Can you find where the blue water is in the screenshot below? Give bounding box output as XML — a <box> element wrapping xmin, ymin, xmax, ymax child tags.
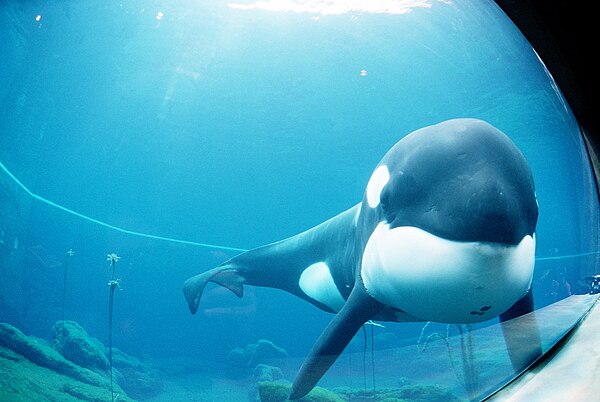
<box><xmin>1</xmin><ymin>0</ymin><xmax>599</xmax><ymax>400</ymax></box>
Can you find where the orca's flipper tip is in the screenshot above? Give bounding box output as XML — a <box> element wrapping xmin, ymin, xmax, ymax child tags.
<box><xmin>288</xmin><ymin>386</ymin><xmax>307</xmax><ymax>401</ymax></box>
<box><xmin>500</xmin><ymin>288</ymin><xmax>542</xmax><ymax>370</ymax></box>
<box><xmin>289</xmin><ymin>283</ymin><xmax>383</xmax><ymax>399</ymax></box>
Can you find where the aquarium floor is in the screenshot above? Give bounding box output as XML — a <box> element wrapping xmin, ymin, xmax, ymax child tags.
<box><xmin>488</xmin><ymin>294</ymin><xmax>600</xmax><ymax>401</ymax></box>
<box><xmin>144</xmin><ymin>374</ymin><xmax>252</xmax><ymax>402</ymax></box>
<box><xmin>3</xmin><ymin>295</ymin><xmax>598</xmax><ymax>401</ymax></box>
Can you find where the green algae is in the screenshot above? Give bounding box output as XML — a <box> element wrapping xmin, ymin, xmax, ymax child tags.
<box><xmin>0</xmin><ymin>345</ymin><xmax>132</xmax><ymax>402</ymax></box>
<box><xmin>0</xmin><ymin>323</ymin><xmax>133</xmax><ymax>401</ymax></box>
<box><xmin>51</xmin><ymin>320</ymin><xmax>109</xmax><ymax>372</ymax></box>
<box><xmin>257</xmin><ymin>381</ymin><xmax>344</xmax><ymax>402</ymax></box>
<box><xmin>256</xmin><ymin>380</ymin><xmax>466</xmax><ymax>402</ymax></box>
<box><xmin>332</xmin><ymin>384</ymin><xmax>465</xmax><ymax>402</ymax></box>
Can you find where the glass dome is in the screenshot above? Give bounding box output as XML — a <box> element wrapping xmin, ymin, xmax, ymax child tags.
<box><xmin>1</xmin><ymin>0</ymin><xmax>598</xmax><ymax>401</ymax></box>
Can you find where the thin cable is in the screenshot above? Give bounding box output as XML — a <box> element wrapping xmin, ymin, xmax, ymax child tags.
<box><xmin>0</xmin><ymin>159</ymin><xmax>248</xmax><ymax>252</ymax></box>
<box><xmin>361</xmin><ymin>326</ymin><xmax>367</xmax><ymax>392</ymax></box>
<box><xmin>370</xmin><ymin>324</ymin><xmax>375</xmax><ymax>393</ymax></box>
<box><xmin>2</xmin><ymin>159</ymin><xmax>599</xmax><ymax>259</ymax></box>
<box><xmin>536</xmin><ymin>250</ymin><xmax>600</xmax><ymax>261</ymax></box>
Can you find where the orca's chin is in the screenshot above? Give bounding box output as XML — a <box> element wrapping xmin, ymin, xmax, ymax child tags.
<box><xmin>360</xmin><ymin>224</ymin><xmax>535</xmax><ymax>324</ymax></box>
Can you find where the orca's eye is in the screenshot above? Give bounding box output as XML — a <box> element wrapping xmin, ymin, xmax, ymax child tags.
<box><xmin>379</xmin><ymin>187</ymin><xmax>397</xmax><ymax>224</ymax></box>
<box><xmin>380</xmin><ymin>187</ymin><xmax>390</xmax><ymax>208</ymax></box>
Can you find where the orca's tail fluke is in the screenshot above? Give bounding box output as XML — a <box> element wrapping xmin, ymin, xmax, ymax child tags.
<box><xmin>183</xmin><ymin>265</ymin><xmax>245</xmax><ymax>314</ymax></box>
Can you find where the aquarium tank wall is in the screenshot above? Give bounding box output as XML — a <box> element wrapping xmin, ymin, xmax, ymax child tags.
<box><xmin>1</xmin><ymin>1</ymin><xmax>599</xmax><ymax>401</ymax></box>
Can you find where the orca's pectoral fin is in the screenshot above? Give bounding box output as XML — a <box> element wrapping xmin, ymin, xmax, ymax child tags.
<box><xmin>289</xmin><ymin>283</ymin><xmax>383</xmax><ymax>400</ymax></box>
<box><xmin>183</xmin><ymin>266</ymin><xmax>245</xmax><ymax>315</ymax></box>
<box><xmin>499</xmin><ymin>287</ymin><xmax>535</xmax><ymax>322</ymax></box>
<box><xmin>499</xmin><ymin>288</ymin><xmax>542</xmax><ymax>371</ymax></box>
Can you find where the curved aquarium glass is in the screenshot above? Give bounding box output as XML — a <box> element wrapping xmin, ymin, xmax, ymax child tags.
<box><xmin>1</xmin><ymin>1</ymin><xmax>599</xmax><ymax>401</ymax></box>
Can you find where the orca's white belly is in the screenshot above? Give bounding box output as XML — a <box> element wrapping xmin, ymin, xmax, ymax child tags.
<box><xmin>361</xmin><ymin>224</ymin><xmax>535</xmax><ymax>323</ymax></box>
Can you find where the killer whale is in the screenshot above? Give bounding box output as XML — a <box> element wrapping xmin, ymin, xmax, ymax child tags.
<box><xmin>183</xmin><ymin>118</ymin><xmax>538</xmax><ymax>399</ymax></box>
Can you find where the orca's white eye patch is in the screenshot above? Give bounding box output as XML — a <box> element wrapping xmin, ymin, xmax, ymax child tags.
<box><xmin>366</xmin><ymin>165</ymin><xmax>390</xmax><ymax>208</ymax></box>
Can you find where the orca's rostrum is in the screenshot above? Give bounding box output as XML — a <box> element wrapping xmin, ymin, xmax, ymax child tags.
<box><xmin>183</xmin><ymin>118</ymin><xmax>538</xmax><ymax>399</ymax></box>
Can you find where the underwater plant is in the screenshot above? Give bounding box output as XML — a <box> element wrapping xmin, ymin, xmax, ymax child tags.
<box><xmin>418</xmin><ymin>322</ymin><xmax>479</xmax><ymax>399</ymax></box>
<box><xmin>61</xmin><ymin>249</ymin><xmax>75</xmax><ymax>322</ymax></box>
<box><xmin>106</xmin><ymin>252</ymin><xmax>122</xmax><ymax>402</ymax></box>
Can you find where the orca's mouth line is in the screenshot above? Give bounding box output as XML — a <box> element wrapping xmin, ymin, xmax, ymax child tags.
<box><xmin>0</xmin><ymin>159</ymin><xmax>598</xmax><ymax>259</ymax></box>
